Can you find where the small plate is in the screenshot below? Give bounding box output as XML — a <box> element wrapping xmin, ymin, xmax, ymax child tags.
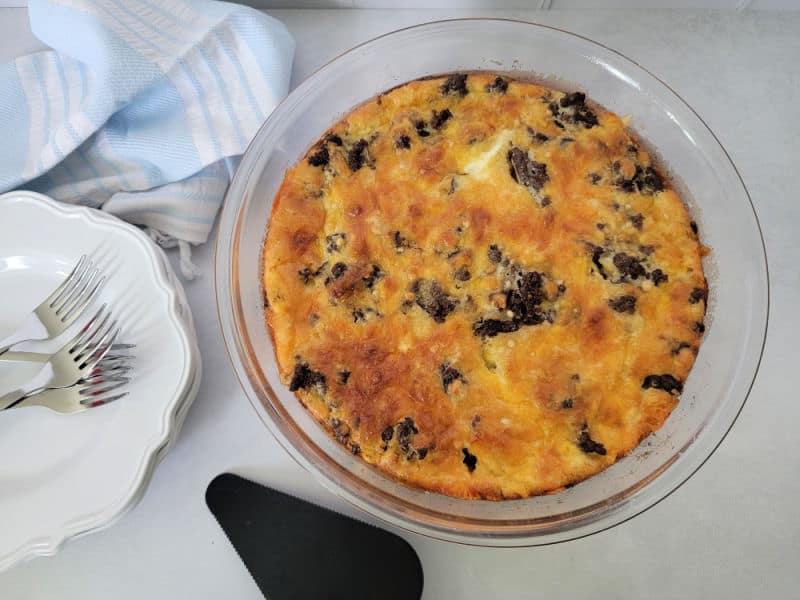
<box><xmin>0</xmin><ymin>191</ymin><xmax>200</xmax><ymax>572</ymax></box>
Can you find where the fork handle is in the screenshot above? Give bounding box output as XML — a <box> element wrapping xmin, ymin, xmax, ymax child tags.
<box><xmin>0</xmin><ymin>363</ymin><xmax>50</xmax><ymax>410</ymax></box>
<box><xmin>0</xmin><ymin>388</ymin><xmax>38</xmax><ymax>411</ymax></box>
<box><xmin>0</xmin><ymin>312</ymin><xmax>46</xmax><ymax>356</ymax></box>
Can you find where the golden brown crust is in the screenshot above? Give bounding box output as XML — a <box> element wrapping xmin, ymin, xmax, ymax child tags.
<box><xmin>262</xmin><ymin>73</ymin><xmax>707</xmax><ymax>500</ymax></box>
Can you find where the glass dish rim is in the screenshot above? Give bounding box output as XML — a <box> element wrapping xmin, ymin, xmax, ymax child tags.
<box><xmin>215</xmin><ymin>17</ymin><xmax>770</xmax><ymax>546</ymax></box>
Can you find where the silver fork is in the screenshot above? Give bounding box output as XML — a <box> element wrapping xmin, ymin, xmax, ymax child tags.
<box><xmin>0</xmin><ymin>305</ymin><xmax>120</xmax><ymax>410</ymax></box>
<box><xmin>0</xmin><ymin>255</ymin><xmax>106</xmax><ymax>356</ymax></box>
<box><xmin>11</xmin><ymin>361</ymin><xmax>132</xmax><ymax>413</ymax></box>
<box><xmin>0</xmin><ymin>344</ymin><xmax>135</xmax><ymax>364</ymax></box>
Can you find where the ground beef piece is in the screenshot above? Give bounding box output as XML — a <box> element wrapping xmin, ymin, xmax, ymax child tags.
<box><xmin>441</xmin><ymin>73</ymin><xmax>468</xmax><ymax>96</ymax></box>
<box><xmin>577</xmin><ymin>425</ymin><xmax>607</xmax><ymax>455</ymax></box>
<box><xmin>395</xmin><ymin>135</ymin><xmax>411</xmax><ymax>149</ymax></box>
<box><xmin>308</xmin><ymin>146</ymin><xmax>329</xmax><ymax>167</ymax></box>
<box><xmin>363</xmin><ymin>264</ymin><xmax>384</xmax><ymax>289</ymax></box>
<box><xmin>689</xmin><ymin>287</ymin><xmax>707</xmax><ymax>304</ymax></box>
<box><xmin>651</xmin><ymin>269</ymin><xmax>669</xmax><ymax>286</ymax></box>
<box><xmin>414</xmin><ymin>120</ymin><xmax>431</xmax><ymax>137</ymax></box>
<box><xmin>486</xmin><ymin>76</ymin><xmax>509</xmax><ymax>94</ymax></box>
<box><xmin>527</xmin><ymin>128</ymin><xmax>550</xmax><ymax>144</ymax></box>
<box><xmin>289</xmin><ymin>362</ymin><xmax>326</xmax><ymax>393</ymax></box>
<box><xmin>454</xmin><ymin>266</ymin><xmax>471</xmax><ymax>281</ymax></box>
<box><xmin>618</xmin><ymin>165</ymin><xmax>664</xmax><ymax>195</ymax></box>
<box><xmin>608</xmin><ymin>295</ymin><xmax>637</xmax><ymax>314</ymax></box>
<box><xmin>473</xmin><ymin>318</ymin><xmax>521</xmax><ymax>338</ymax></box>
<box><xmin>395</xmin><ymin>417</ymin><xmax>427</xmax><ymax>460</ymax></box>
<box><xmin>637</xmin><ymin>165</ymin><xmax>664</xmax><ymax>193</ymax></box>
<box><xmin>352</xmin><ymin>307</ymin><xmax>380</xmax><ymax>323</ymax></box>
<box><xmin>589</xmin><ymin>245</ymin><xmax>608</xmax><ymax>279</ymax></box>
<box><xmin>613</xmin><ymin>253</ymin><xmax>647</xmax><ymax>280</ymax></box>
<box><xmin>549</xmin><ymin>92</ymin><xmax>599</xmax><ymax>128</ymax></box>
<box><xmin>560</xmin><ymin>91</ymin><xmax>586</xmax><ymax>108</ymax></box>
<box><xmin>430</xmin><ymin>108</ymin><xmax>452</xmax><ymax>129</ymax></box>
<box><xmin>488</xmin><ymin>244</ymin><xmax>502</xmax><ymax>263</ymax></box>
<box><xmin>325</xmin><ymin>232</ymin><xmax>347</xmax><ymax>254</ymax></box>
<box><xmin>462</xmin><ymin>448</ymin><xmax>478</xmax><ymax>472</ymax></box>
<box><xmin>642</xmin><ymin>374</ymin><xmax>683</xmax><ymax>395</ymax></box>
<box><xmin>396</xmin><ymin>417</ymin><xmax>418</xmax><ymax>452</ymax></box>
<box><xmin>506</xmin><ymin>271</ymin><xmax>546</xmax><ymax>325</ymax></box>
<box><xmin>330</xmin><ymin>262</ymin><xmax>348</xmax><ymax>281</ymax></box>
<box><xmin>325</xmin><ymin>133</ymin><xmax>343</xmax><ymax>146</ymax></box>
<box><xmin>347</xmin><ymin>139</ymin><xmax>369</xmax><ymax>171</ymax></box>
<box><xmin>331</xmin><ymin>418</ymin><xmax>351</xmax><ymax>444</ymax></box>
<box><xmin>507</xmin><ymin>147</ymin><xmax>549</xmax><ymax>192</ymax></box>
<box><xmin>411</xmin><ymin>279</ymin><xmax>458</xmax><ymax>323</ymax></box>
<box><xmin>630</xmin><ymin>213</ymin><xmax>644</xmax><ymax>230</ymax></box>
<box><xmin>298</xmin><ymin>266</ymin><xmax>315</xmax><ymax>284</ymax></box>
<box><xmin>393</xmin><ymin>230</ymin><xmax>412</xmax><ymax>252</ymax></box>
<box><xmin>440</xmin><ymin>362</ymin><xmax>466</xmax><ymax>393</ymax></box>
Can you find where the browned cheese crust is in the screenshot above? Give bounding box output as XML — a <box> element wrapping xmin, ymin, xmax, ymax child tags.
<box><xmin>262</xmin><ymin>73</ymin><xmax>708</xmax><ymax>500</ymax></box>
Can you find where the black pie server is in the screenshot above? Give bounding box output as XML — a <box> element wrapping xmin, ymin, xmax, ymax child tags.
<box><xmin>206</xmin><ymin>473</ymin><xmax>424</xmax><ymax>600</ymax></box>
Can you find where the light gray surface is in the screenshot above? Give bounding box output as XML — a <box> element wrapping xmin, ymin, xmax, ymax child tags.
<box><xmin>1</xmin><ymin>7</ymin><xmax>798</xmax><ymax>600</ymax></box>
<box><xmin>1</xmin><ymin>2</ymin><xmax>797</xmax><ymax>9</ymax></box>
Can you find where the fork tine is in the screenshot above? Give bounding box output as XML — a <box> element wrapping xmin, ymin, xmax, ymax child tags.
<box><xmin>79</xmin><ymin>326</ymin><xmax>120</xmax><ymax>368</ymax></box>
<box><xmin>54</xmin><ymin>267</ymin><xmax>98</xmax><ymax>317</ymax></box>
<box><xmin>50</xmin><ymin>260</ymin><xmax>93</xmax><ymax>312</ymax></box>
<box><xmin>87</xmin><ymin>356</ymin><xmax>133</xmax><ymax>372</ymax></box>
<box><xmin>74</xmin><ymin>303</ymin><xmax>106</xmax><ymax>336</ymax></box>
<box><xmin>93</xmin><ymin>353</ymin><xmax>134</xmax><ymax>363</ymax></box>
<box><xmin>80</xmin><ymin>376</ymin><xmax>130</xmax><ymax>397</ymax></box>
<box><xmin>59</xmin><ymin>273</ymin><xmax>106</xmax><ymax>325</ymax></box>
<box><xmin>71</xmin><ymin>307</ymin><xmax>111</xmax><ymax>356</ymax></box>
<box><xmin>110</xmin><ymin>343</ymin><xmax>136</xmax><ymax>352</ymax></box>
<box><xmin>82</xmin><ymin>391</ymin><xmax>128</xmax><ymax>409</ymax></box>
<box><xmin>44</xmin><ymin>255</ymin><xmax>87</xmax><ymax>308</ymax></box>
<box><xmin>85</xmin><ymin>364</ymin><xmax>133</xmax><ymax>381</ymax></box>
<box><xmin>58</xmin><ymin>304</ymin><xmax>105</xmax><ymax>356</ymax></box>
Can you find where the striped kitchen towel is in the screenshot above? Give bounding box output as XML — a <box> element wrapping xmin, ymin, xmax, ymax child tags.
<box><xmin>0</xmin><ymin>0</ymin><xmax>294</xmax><ymax>277</ymax></box>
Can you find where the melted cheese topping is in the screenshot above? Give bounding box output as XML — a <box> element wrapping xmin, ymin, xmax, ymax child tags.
<box><xmin>262</xmin><ymin>73</ymin><xmax>707</xmax><ymax>500</ymax></box>
<box><xmin>462</xmin><ymin>129</ymin><xmax>513</xmax><ymax>178</ymax></box>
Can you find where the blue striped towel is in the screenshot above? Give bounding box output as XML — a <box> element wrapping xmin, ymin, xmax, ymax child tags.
<box><xmin>0</xmin><ymin>0</ymin><xmax>294</xmax><ymax>277</ymax></box>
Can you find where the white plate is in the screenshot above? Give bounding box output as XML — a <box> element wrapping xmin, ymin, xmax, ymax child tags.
<box><xmin>0</xmin><ymin>191</ymin><xmax>200</xmax><ymax>572</ymax></box>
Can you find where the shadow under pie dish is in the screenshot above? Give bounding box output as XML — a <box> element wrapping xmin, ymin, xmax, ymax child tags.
<box><xmin>217</xmin><ymin>19</ymin><xmax>766</xmax><ymax>544</ymax></box>
<box><xmin>262</xmin><ymin>72</ymin><xmax>708</xmax><ymax>501</ymax></box>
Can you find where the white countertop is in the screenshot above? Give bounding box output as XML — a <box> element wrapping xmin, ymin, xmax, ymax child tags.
<box><xmin>1</xmin><ymin>8</ymin><xmax>798</xmax><ymax>600</ymax></box>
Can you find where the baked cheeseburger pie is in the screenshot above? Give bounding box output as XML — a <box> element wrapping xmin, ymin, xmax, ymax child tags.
<box><xmin>262</xmin><ymin>73</ymin><xmax>708</xmax><ymax>500</ymax></box>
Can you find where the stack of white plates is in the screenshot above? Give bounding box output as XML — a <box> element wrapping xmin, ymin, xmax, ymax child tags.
<box><xmin>0</xmin><ymin>191</ymin><xmax>201</xmax><ymax>572</ymax></box>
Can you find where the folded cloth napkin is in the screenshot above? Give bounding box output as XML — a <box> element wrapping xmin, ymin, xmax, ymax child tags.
<box><xmin>0</xmin><ymin>0</ymin><xmax>294</xmax><ymax>277</ymax></box>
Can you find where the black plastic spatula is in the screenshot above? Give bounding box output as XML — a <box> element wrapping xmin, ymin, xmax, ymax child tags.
<box><xmin>206</xmin><ymin>473</ymin><xmax>424</xmax><ymax>600</ymax></box>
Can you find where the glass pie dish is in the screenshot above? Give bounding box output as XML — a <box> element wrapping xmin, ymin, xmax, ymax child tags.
<box><xmin>215</xmin><ymin>19</ymin><xmax>768</xmax><ymax>546</ymax></box>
